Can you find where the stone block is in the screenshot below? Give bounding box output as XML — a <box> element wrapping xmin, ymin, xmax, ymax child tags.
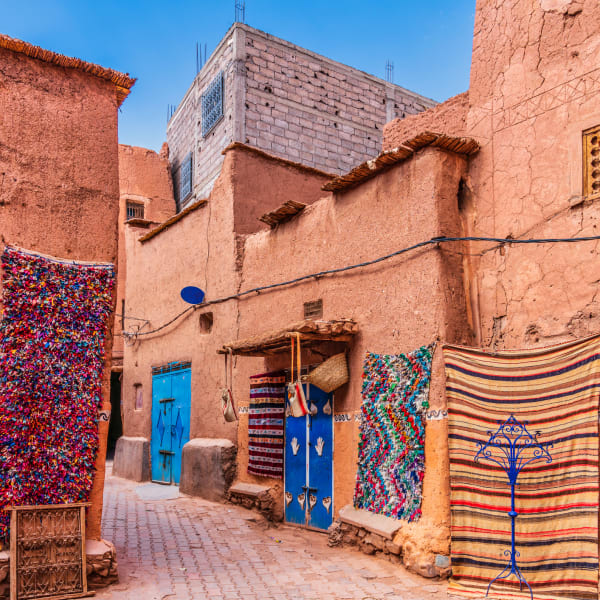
<box><xmin>179</xmin><ymin>438</ymin><xmax>236</xmax><ymax>502</ymax></box>
<box><xmin>229</xmin><ymin>482</ymin><xmax>271</xmax><ymax>497</ymax></box>
<box><xmin>385</xmin><ymin>540</ymin><xmax>402</xmax><ymax>555</ymax></box>
<box><xmin>112</xmin><ymin>436</ymin><xmax>150</xmax><ymax>482</ymax></box>
<box><xmin>435</xmin><ymin>554</ymin><xmax>450</xmax><ymax>568</ymax></box>
<box><xmin>338</xmin><ymin>505</ymin><xmax>402</xmax><ymax>540</ymax></box>
<box><xmin>364</xmin><ymin>533</ymin><xmax>385</xmax><ymax>550</ymax></box>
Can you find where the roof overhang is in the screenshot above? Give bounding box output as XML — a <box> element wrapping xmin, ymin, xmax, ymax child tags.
<box><xmin>322</xmin><ymin>131</ymin><xmax>479</xmax><ymax>193</ymax></box>
<box><xmin>218</xmin><ymin>319</ymin><xmax>358</xmax><ymax>356</ymax></box>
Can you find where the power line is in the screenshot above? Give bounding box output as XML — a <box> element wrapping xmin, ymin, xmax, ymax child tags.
<box><xmin>123</xmin><ymin>234</ymin><xmax>600</xmax><ymax>340</ymax></box>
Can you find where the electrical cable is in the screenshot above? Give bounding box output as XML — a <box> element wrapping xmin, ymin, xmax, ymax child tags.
<box><xmin>122</xmin><ymin>233</ymin><xmax>600</xmax><ymax>339</ymax></box>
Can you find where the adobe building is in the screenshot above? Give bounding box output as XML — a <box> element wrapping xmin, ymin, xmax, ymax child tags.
<box><xmin>109</xmin><ymin>144</ymin><xmax>176</xmax><ymax>458</ymax></box>
<box><xmin>167</xmin><ymin>22</ymin><xmax>436</xmax><ymax>207</ymax></box>
<box><xmin>0</xmin><ymin>33</ymin><xmax>134</xmax><ymax>595</ymax></box>
<box><xmin>117</xmin><ymin>0</ymin><xmax>600</xmax><ymax>594</ymax></box>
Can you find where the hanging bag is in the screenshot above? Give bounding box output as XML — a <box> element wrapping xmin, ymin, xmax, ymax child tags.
<box><xmin>306</xmin><ymin>352</ymin><xmax>349</xmax><ymax>393</ymax></box>
<box><xmin>287</xmin><ymin>333</ymin><xmax>309</xmax><ymax>418</ymax></box>
<box><xmin>221</xmin><ymin>348</ymin><xmax>238</xmax><ymax>422</ymax></box>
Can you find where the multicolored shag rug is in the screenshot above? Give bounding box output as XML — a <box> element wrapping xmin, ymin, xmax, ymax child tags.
<box><xmin>354</xmin><ymin>345</ymin><xmax>434</xmax><ymax>521</ymax></box>
<box><xmin>444</xmin><ymin>336</ymin><xmax>600</xmax><ymax>600</ymax></box>
<box><xmin>0</xmin><ymin>246</ymin><xmax>115</xmax><ymax>541</ymax></box>
<box><xmin>248</xmin><ymin>371</ymin><xmax>286</xmax><ymax>479</ymax></box>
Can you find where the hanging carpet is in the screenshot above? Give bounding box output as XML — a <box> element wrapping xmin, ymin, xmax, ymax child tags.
<box><xmin>444</xmin><ymin>336</ymin><xmax>600</xmax><ymax>600</ymax></box>
<box><xmin>0</xmin><ymin>246</ymin><xmax>115</xmax><ymax>541</ymax></box>
<box><xmin>248</xmin><ymin>371</ymin><xmax>286</xmax><ymax>479</ymax></box>
<box><xmin>354</xmin><ymin>345</ymin><xmax>434</xmax><ymax>521</ymax></box>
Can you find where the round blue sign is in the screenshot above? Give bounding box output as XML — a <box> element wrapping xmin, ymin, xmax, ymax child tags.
<box><xmin>180</xmin><ymin>286</ymin><xmax>205</xmax><ymax>305</ymax></box>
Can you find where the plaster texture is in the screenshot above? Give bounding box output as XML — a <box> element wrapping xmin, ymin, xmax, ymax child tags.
<box><xmin>115</xmin><ymin>144</ymin><xmax>175</xmax><ymax>365</ymax></box>
<box><xmin>112</xmin><ymin>436</ymin><xmax>151</xmax><ymax>482</ymax></box>
<box><xmin>0</xmin><ymin>44</ymin><xmax>124</xmax><ymax>540</ymax></box>
<box><xmin>461</xmin><ymin>0</ymin><xmax>600</xmax><ymax>350</ymax></box>
<box><xmin>179</xmin><ymin>438</ymin><xmax>236</xmax><ymax>501</ymax></box>
<box><xmin>383</xmin><ymin>92</ymin><xmax>469</xmax><ymax>150</ymax></box>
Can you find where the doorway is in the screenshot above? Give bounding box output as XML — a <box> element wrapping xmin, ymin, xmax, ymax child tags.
<box><xmin>150</xmin><ymin>361</ymin><xmax>191</xmax><ymax>484</ymax></box>
<box><xmin>284</xmin><ymin>384</ymin><xmax>334</xmax><ymax>531</ymax></box>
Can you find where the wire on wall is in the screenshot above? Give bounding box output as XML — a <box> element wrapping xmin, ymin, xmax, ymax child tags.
<box><xmin>121</xmin><ymin>234</ymin><xmax>600</xmax><ymax>341</ymax></box>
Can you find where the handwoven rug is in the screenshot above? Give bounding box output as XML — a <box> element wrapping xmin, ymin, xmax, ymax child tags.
<box><xmin>248</xmin><ymin>371</ymin><xmax>286</xmax><ymax>479</ymax></box>
<box><xmin>444</xmin><ymin>336</ymin><xmax>600</xmax><ymax>600</ymax></box>
<box><xmin>0</xmin><ymin>246</ymin><xmax>115</xmax><ymax>541</ymax></box>
<box><xmin>354</xmin><ymin>345</ymin><xmax>434</xmax><ymax>521</ymax></box>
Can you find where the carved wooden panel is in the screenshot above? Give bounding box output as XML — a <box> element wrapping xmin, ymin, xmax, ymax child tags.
<box><xmin>9</xmin><ymin>504</ymin><xmax>93</xmax><ymax>600</ymax></box>
<box><xmin>583</xmin><ymin>124</ymin><xmax>600</xmax><ymax>197</ymax></box>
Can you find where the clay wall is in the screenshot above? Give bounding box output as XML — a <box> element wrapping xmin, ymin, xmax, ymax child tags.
<box><xmin>232</xmin><ymin>148</ymin><xmax>470</xmax><ymax>571</ymax></box>
<box><xmin>166</xmin><ymin>23</ymin><xmax>436</xmax><ymax>208</ymax></box>
<box><xmin>0</xmin><ymin>45</ymin><xmax>122</xmax><ymax>539</ymax></box>
<box><xmin>115</xmin><ymin>145</ymin><xmax>176</xmax><ymax>365</ymax></box>
<box><xmin>121</xmin><ymin>147</ymin><xmax>330</xmax><ymax>444</ymax></box>
<box><xmin>462</xmin><ymin>0</ymin><xmax>600</xmax><ymax>350</ymax></box>
<box><xmin>383</xmin><ymin>92</ymin><xmax>469</xmax><ymax>151</ymax></box>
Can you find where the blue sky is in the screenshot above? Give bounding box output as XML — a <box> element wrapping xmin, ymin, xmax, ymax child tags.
<box><xmin>3</xmin><ymin>1</ymin><xmax>476</xmax><ymax>151</ymax></box>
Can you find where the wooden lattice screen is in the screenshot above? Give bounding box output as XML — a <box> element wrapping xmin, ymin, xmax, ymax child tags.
<box><xmin>9</xmin><ymin>504</ymin><xmax>94</xmax><ymax>600</ymax></box>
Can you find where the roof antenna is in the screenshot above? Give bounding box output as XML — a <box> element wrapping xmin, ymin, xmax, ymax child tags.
<box><xmin>385</xmin><ymin>60</ymin><xmax>394</xmax><ymax>83</ymax></box>
<box><xmin>235</xmin><ymin>1</ymin><xmax>246</xmax><ymax>23</ymax></box>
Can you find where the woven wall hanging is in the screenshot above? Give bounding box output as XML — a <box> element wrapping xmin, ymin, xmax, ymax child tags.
<box><xmin>0</xmin><ymin>246</ymin><xmax>115</xmax><ymax>541</ymax></box>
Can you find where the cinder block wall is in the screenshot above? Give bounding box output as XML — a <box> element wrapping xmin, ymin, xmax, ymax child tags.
<box><xmin>167</xmin><ymin>23</ymin><xmax>436</xmax><ymax>208</ymax></box>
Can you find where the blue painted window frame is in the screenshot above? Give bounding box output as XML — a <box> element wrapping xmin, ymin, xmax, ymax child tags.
<box><xmin>201</xmin><ymin>71</ymin><xmax>224</xmax><ymax>137</ymax></box>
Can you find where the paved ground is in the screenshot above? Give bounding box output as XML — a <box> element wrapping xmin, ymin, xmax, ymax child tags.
<box><xmin>97</xmin><ymin>467</ymin><xmax>447</xmax><ymax>600</ymax></box>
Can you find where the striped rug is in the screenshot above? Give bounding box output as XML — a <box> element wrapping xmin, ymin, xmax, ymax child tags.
<box><xmin>444</xmin><ymin>336</ymin><xmax>600</xmax><ymax>600</ymax></box>
<box><xmin>248</xmin><ymin>371</ymin><xmax>286</xmax><ymax>479</ymax></box>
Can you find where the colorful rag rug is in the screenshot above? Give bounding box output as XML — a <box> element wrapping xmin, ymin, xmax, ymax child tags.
<box><xmin>354</xmin><ymin>345</ymin><xmax>434</xmax><ymax>521</ymax></box>
<box><xmin>248</xmin><ymin>371</ymin><xmax>286</xmax><ymax>479</ymax></box>
<box><xmin>0</xmin><ymin>246</ymin><xmax>115</xmax><ymax>541</ymax></box>
<box><xmin>444</xmin><ymin>337</ymin><xmax>600</xmax><ymax>600</ymax></box>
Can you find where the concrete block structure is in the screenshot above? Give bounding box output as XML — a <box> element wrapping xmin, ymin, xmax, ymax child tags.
<box><xmin>167</xmin><ymin>23</ymin><xmax>436</xmax><ymax>208</ymax></box>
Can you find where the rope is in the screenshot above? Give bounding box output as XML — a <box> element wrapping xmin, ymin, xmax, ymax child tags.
<box><xmin>122</xmin><ymin>233</ymin><xmax>600</xmax><ymax>340</ymax></box>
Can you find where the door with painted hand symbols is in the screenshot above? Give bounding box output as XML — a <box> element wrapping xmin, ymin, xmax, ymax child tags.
<box><xmin>284</xmin><ymin>384</ymin><xmax>333</xmax><ymax>530</ymax></box>
<box><xmin>151</xmin><ymin>362</ymin><xmax>191</xmax><ymax>484</ymax></box>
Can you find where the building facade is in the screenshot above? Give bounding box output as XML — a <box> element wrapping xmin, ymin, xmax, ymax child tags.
<box><xmin>0</xmin><ymin>31</ymin><xmax>134</xmax><ymax>595</ymax></box>
<box><xmin>117</xmin><ymin>0</ymin><xmax>600</xmax><ymax>593</ymax></box>
<box><xmin>167</xmin><ymin>22</ymin><xmax>436</xmax><ymax>208</ymax></box>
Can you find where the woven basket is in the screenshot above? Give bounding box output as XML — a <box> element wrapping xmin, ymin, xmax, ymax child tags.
<box><xmin>306</xmin><ymin>352</ymin><xmax>348</xmax><ymax>393</ymax></box>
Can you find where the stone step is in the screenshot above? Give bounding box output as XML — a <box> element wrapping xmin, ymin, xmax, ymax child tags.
<box><xmin>338</xmin><ymin>504</ymin><xmax>402</xmax><ymax>540</ymax></box>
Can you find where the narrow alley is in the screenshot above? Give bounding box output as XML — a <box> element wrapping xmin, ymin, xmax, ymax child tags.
<box><xmin>97</xmin><ymin>466</ymin><xmax>447</xmax><ymax>600</ymax></box>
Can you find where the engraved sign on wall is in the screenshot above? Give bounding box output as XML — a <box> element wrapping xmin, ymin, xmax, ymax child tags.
<box><xmin>201</xmin><ymin>71</ymin><xmax>224</xmax><ymax>136</ymax></box>
<box><xmin>9</xmin><ymin>503</ymin><xmax>93</xmax><ymax>600</ymax></box>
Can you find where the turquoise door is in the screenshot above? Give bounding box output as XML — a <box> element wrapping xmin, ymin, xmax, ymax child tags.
<box><xmin>151</xmin><ymin>362</ymin><xmax>191</xmax><ymax>484</ymax></box>
<box><xmin>284</xmin><ymin>384</ymin><xmax>334</xmax><ymax>530</ymax></box>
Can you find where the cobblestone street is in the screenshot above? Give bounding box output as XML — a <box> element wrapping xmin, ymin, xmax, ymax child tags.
<box><xmin>96</xmin><ymin>467</ymin><xmax>447</xmax><ymax>600</ymax></box>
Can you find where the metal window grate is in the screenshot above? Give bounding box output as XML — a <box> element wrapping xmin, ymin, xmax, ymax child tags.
<box><xmin>201</xmin><ymin>71</ymin><xmax>224</xmax><ymax>136</ymax></box>
<box><xmin>179</xmin><ymin>152</ymin><xmax>193</xmax><ymax>205</ymax></box>
<box><xmin>583</xmin><ymin>125</ymin><xmax>600</xmax><ymax>196</ymax></box>
<box><xmin>304</xmin><ymin>299</ymin><xmax>323</xmax><ymax>320</ymax></box>
<box><xmin>126</xmin><ymin>201</ymin><xmax>145</xmax><ymax>220</ymax></box>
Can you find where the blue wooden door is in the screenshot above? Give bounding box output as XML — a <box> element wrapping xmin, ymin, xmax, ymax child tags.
<box><xmin>151</xmin><ymin>373</ymin><xmax>172</xmax><ymax>484</ymax></box>
<box><xmin>284</xmin><ymin>384</ymin><xmax>333</xmax><ymax>530</ymax></box>
<box><xmin>169</xmin><ymin>368</ymin><xmax>191</xmax><ymax>484</ymax></box>
<box><xmin>151</xmin><ymin>363</ymin><xmax>191</xmax><ymax>484</ymax></box>
<box><xmin>307</xmin><ymin>385</ymin><xmax>334</xmax><ymax>530</ymax></box>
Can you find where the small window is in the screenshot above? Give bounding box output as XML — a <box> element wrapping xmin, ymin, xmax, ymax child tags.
<box><xmin>126</xmin><ymin>201</ymin><xmax>145</xmax><ymax>221</ymax></box>
<box><xmin>201</xmin><ymin>72</ymin><xmax>224</xmax><ymax>136</ymax></box>
<box><xmin>304</xmin><ymin>299</ymin><xmax>323</xmax><ymax>320</ymax></box>
<box><xmin>175</xmin><ymin>152</ymin><xmax>193</xmax><ymax>208</ymax></box>
<box><xmin>583</xmin><ymin>125</ymin><xmax>600</xmax><ymax>196</ymax></box>
<box><xmin>198</xmin><ymin>312</ymin><xmax>213</xmax><ymax>333</ymax></box>
<box><xmin>134</xmin><ymin>383</ymin><xmax>143</xmax><ymax>411</ymax></box>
